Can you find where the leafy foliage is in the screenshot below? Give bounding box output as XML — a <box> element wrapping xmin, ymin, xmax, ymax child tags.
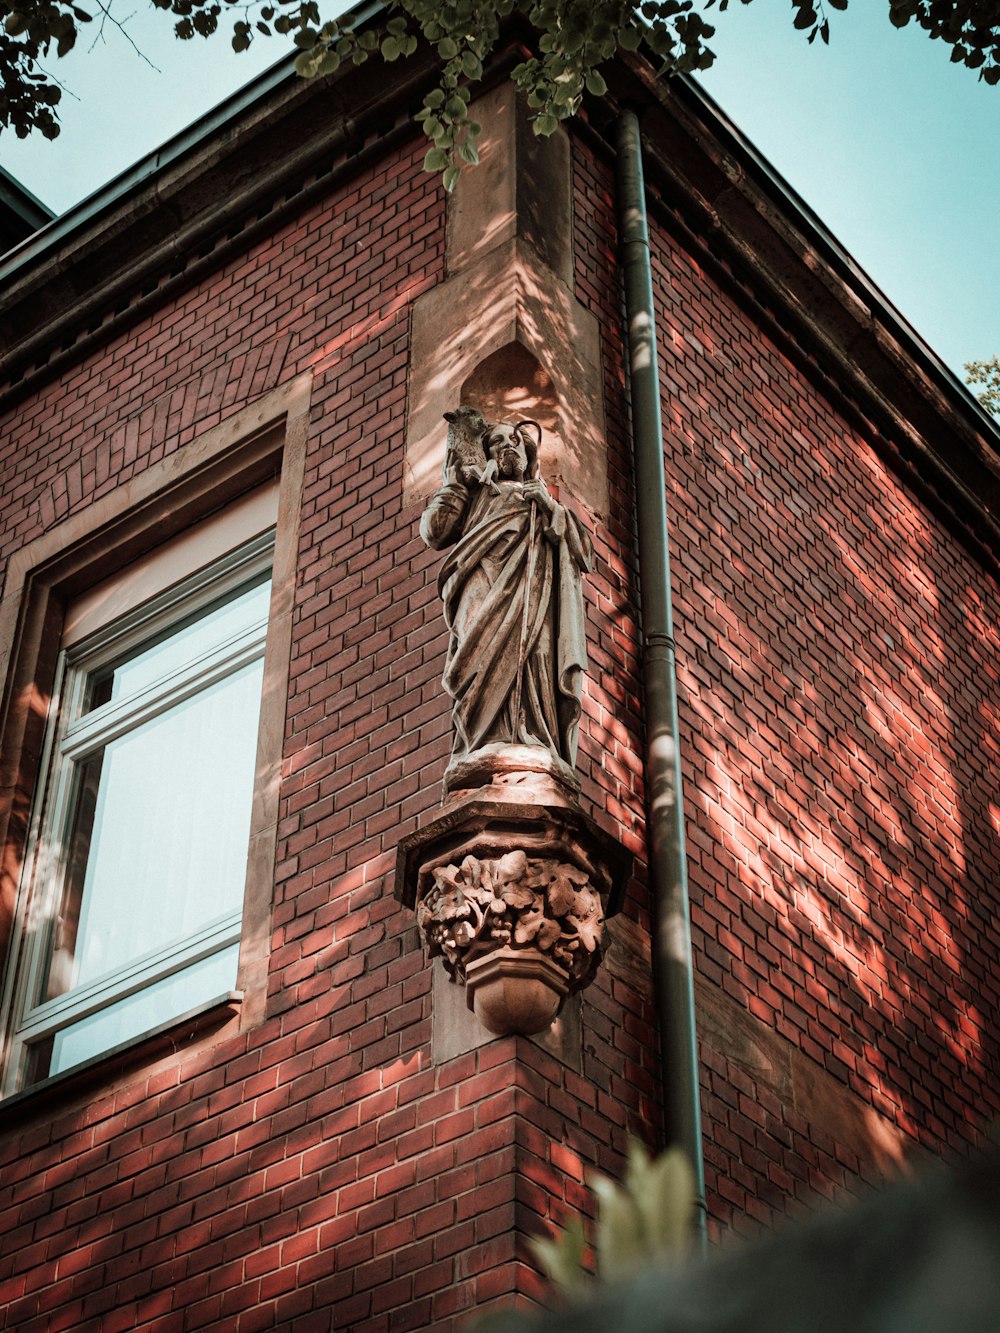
<box><xmin>3</xmin><ymin>1</ymin><xmax>1000</xmax><ymax>178</ymax></box>
<box><xmin>0</xmin><ymin>0</ymin><xmax>93</xmax><ymax>139</ymax></box>
<box><xmin>965</xmin><ymin>356</ymin><xmax>1000</xmax><ymax>415</ymax></box>
<box><xmin>530</xmin><ymin>1142</ymin><xmax>694</xmax><ymax>1298</ymax></box>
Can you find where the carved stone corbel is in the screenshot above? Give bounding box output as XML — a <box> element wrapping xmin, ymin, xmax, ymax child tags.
<box><xmin>396</xmin><ymin>779</ymin><xmax>630</xmax><ymax>1035</ymax></box>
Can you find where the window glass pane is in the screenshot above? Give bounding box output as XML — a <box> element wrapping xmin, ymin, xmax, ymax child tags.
<box><xmin>49</xmin><ymin>656</ymin><xmax>264</xmax><ymax>997</ymax></box>
<box><xmin>45</xmin><ymin>943</ymin><xmax>240</xmax><ymax>1077</ymax></box>
<box><xmin>11</xmin><ymin>543</ymin><xmax>273</xmax><ymax>1096</ymax></box>
<box><xmin>44</xmin><ymin>749</ymin><xmax>105</xmax><ymax>1001</ymax></box>
<box><xmin>89</xmin><ymin>576</ymin><xmax>270</xmax><ymax>709</ymax></box>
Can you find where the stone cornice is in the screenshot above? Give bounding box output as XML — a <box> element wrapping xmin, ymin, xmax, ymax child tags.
<box><xmin>0</xmin><ymin>36</ymin><xmax>442</xmax><ymax>401</ymax></box>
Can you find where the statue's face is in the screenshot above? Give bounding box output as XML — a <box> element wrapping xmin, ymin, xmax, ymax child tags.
<box><xmin>487</xmin><ymin>425</ymin><xmax>529</xmax><ymax>480</ymax></box>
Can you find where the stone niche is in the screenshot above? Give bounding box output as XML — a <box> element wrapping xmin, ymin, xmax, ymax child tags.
<box><xmin>396</xmin><ymin>773</ymin><xmax>630</xmax><ymax>1039</ymax></box>
<box><xmin>460</xmin><ymin>342</ymin><xmax>560</xmax><ymax>454</ymax></box>
<box><xmin>403</xmin><ymin>79</ymin><xmax>607</xmax><ymax>520</ymax></box>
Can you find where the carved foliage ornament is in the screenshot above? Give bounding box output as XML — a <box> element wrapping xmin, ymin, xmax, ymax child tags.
<box><xmin>415</xmin><ymin>849</ymin><xmax>604</xmax><ymax>991</ymax></box>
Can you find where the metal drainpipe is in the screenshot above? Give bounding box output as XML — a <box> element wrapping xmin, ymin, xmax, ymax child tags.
<box><xmin>615</xmin><ymin>108</ymin><xmax>708</xmax><ymax>1254</ymax></box>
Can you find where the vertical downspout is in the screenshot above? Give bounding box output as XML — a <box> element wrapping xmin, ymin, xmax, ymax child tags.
<box><xmin>615</xmin><ymin>108</ymin><xmax>708</xmax><ymax>1254</ymax></box>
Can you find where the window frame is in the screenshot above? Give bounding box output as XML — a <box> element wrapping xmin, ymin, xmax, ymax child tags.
<box><xmin>0</xmin><ymin>376</ymin><xmax>310</xmax><ymax>1102</ymax></box>
<box><xmin>4</xmin><ymin>533</ymin><xmax>274</xmax><ymax>1090</ymax></box>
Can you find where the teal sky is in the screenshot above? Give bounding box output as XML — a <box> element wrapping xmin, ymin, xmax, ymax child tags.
<box><xmin>2</xmin><ymin>3</ymin><xmax>997</xmax><ymax>383</ymax></box>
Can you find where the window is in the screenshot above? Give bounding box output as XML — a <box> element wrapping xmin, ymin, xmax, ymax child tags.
<box><xmin>2</xmin><ymin>534</ymin><xmax>273</xmax><ymax>1091</ymax></box>
<box><xmin>0</xmin><ymin>377</ymin><xmax>310</xmax><ymax>1099</ymax></box>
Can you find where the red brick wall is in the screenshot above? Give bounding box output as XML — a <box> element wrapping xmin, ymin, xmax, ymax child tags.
<box><xmin>0</xmin><ymin>109</ymin><xmax>997</xmax><ymax>1333</ymax></box>
<box><xmin>572</xmin><ymin>134</ymin><xmax>1000</xmax><ymax>1238</ymax></box>
<box><xmin>0</xmin><ymin>127</ymin><xmax>659</xmax><ymax>1330</ymax></box>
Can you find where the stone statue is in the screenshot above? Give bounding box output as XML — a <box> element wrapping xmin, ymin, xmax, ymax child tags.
<box><xmin>420</xmin><ymin>409</ymin><xmax>593</xmax><ymax>788</ymax></box>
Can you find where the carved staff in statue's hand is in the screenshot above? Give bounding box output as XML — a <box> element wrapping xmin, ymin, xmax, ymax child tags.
<box><xmin>420</xmin><ymin>412</ymin><xmax>593</xmax><ymax>788</ymax></box>
<box><xmin>508</xmin><ymin>421</ymin><xmax>543</xmax><ymax>739</ymax></box>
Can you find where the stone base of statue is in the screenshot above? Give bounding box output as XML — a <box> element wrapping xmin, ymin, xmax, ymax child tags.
<box><xmin>444</xmin><ymin>742</ymin><xmax>580</xmax><ymax>798</ymax></box>
<box><xmin>395</xmin><ymin>758</ymin><xmax>631</xmax><ymax>1038</ymax></box>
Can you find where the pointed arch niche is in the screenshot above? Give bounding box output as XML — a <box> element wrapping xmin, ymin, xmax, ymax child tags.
<box><xmin>459</xmin><ymin>342</ymin><xmax>559</xmax><ymax>443</ymax></box>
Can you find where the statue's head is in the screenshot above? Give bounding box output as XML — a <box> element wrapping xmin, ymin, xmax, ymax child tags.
<box><xmin>483</xmin><ymin>420</ymin><xmax>541</xmax><ymax>481</ymax></box>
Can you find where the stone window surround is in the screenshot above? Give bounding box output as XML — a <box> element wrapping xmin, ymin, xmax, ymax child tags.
<box><xmin>0</xmin><ymin>374</ymin><xmax>310</xmax><ymax>1101</ymax></box>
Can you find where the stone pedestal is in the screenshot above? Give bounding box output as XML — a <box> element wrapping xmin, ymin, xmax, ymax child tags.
<box><xmin>395</xmin><ymin>769</ymin><xmax>630</xmax><ymax>1037</ymax></box>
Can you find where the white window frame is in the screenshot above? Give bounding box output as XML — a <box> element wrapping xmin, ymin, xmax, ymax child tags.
<box><xmin>0</xmin><ymin>531</ymin><xmax>274</xmax><ymax>1094</ymax></box>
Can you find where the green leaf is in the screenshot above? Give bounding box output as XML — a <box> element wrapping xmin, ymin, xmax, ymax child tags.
<box><xmin>443</xmin><ymin>164</ymin><xmax>460</xmax><ymax>193</ymax></box>
<box><xmin>585</xmin><ymin>70</ymin><xmax>607</xmax><ymax>95</ymax></box>
<box><xmin>528</xmin><ymin>1213</ymin><xmax>589</xmax><ymax>1298</ymax></box>
<box><xmin>533</xmin><ymin>112</ymin><xmax>559</xmax><ymax>135</ymax></box>
<box><xmin>586</xmin><ymin>1142</ymin><xmax>694</xmax><ymax>1282</ymax></box>
<box><xmin>437</xmin><ymin>36</ymin><xmax>458</xmax><ymax>58</ymax></box>
<box><xmin>423</xmin><ymin>146</ymin><xmax>449</xmax><ymax>171</ymax></box>
<box><xmin>592</xmin><ymin>1174</ymin><xmax>643</xmax><ymax>1282</ymax></box>
<box><xmin>631</xmin><ymin>1145</ymin><xmax>694</xmax><ymax>1257</ymax></box>
<box><xmin>294</xmin><ymin>48</ymin><xmax>322</xmax><ymax>77</ymax></box>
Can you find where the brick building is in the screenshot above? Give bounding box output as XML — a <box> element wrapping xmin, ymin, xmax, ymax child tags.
<box><xmin>0</xmin><ymin>12</ymin><xmax>998</xmax><ymax>1331</ymax></box>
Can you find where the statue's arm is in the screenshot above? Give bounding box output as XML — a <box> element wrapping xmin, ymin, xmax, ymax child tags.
<box><xmin>420</xmin><ymin>482</ymin><xmax>471</xmax><ymax>550</ymax></box>
<box><xmin>543</xmin><ymin>499</ymin><xmax>593</xmax><ymax>572</ymax></box>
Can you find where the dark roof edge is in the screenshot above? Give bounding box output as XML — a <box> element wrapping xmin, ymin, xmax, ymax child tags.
<box><xmin>0</xmin><ymin>0</ymin><xmax>386</xmax><ymax>283</ymax></box>
<box><xmin>0</xmin><ymin>0</ymin><xmax>437</xmax><ymax>391</ymax></box>
<box><xmin>0</xmin><ymin>166</ymin><xmax>54</xmax><ymax>233</ymax></box>
<box><xmin>0</xmin><ymin>55</ymin><xmax>292</xmax><ymax>279</ymax></box>
<box><xmin>583</xmin><ymin>51</ymin><xmax>999</xmax><ymax>560</ymax></box>
<box><xmin>674</xmin><ymin>71</ymin><xmax>1000</xmax><ymax>445</ymax></box>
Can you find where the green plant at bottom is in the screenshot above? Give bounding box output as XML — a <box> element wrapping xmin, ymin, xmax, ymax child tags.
<box><xmin>530</xmin><ymin>1141</ymin><xmax>695</xmax><ymax>1300</ymax></box>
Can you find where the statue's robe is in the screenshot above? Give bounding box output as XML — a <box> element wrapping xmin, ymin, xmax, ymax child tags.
<box><xmin>420</xmin><ymin>478</ymin><xmax>592</xmax><ymax>766</ymax></box>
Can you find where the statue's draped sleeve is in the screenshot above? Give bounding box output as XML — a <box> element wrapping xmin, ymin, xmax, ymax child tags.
<box><xmin>419</xmin><ymin>481</ymin><xmax>471</xmax><ymax>550</ymax></box>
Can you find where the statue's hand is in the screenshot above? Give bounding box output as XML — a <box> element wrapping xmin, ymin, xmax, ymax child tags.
<box><xmin>521</xmin><ymin>480</ymin><xmax>555</xmax><ymax>515</ymax></box>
